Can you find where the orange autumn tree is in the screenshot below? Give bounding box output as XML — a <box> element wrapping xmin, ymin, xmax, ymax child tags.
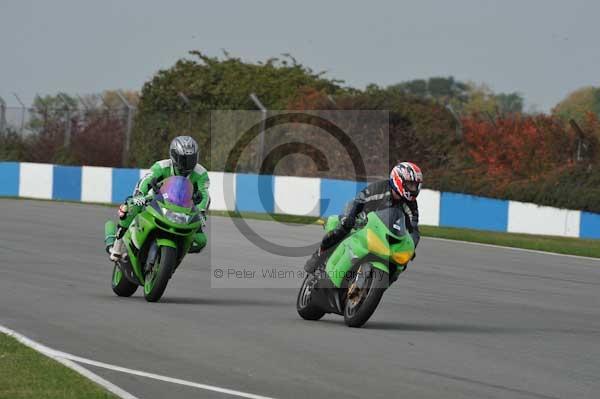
<box><xmin>463</xmin><ymin>114</ymin><xmax>577</xmax><ymax>183</ymax></box>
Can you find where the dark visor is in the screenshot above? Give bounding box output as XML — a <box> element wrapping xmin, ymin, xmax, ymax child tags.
<box><xmin>172</xmin><ymin>150</ymin><xmax>197</xmax><ymax>173</ymax></box>
<box><xmin>405</xmin><ymin>181</ymin><xmax>419</xmax><ymax>192</ymax></box>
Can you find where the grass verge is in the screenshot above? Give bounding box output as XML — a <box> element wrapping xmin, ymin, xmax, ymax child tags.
<box><xmin>419</xmin><ymin>225</ymin><xmax>600</xmax><ymax>258</ymax></box>
<box><xmin>213</xmin><ymin>209</ymin><xmax>600</xmax><ymax>258</ymax></box>
<box><xmin>0</xmin><ymin>333</ymin><xmax>117</xmax><ymax>399</ymax></box>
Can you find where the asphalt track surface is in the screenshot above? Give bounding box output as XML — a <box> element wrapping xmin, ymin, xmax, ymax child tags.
<box><xmin>1</xmin><ymin>199</ymin><xmax>599</xmax><ymax>399</ymax></box>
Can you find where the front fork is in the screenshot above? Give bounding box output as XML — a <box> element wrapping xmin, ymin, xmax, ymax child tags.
<box><xmin>347</xmin><ymin>263</ymin><xmax>371</xmax><ymax>305</ymax></box>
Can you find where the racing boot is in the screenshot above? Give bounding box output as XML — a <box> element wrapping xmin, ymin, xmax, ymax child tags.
<box><xmin>305</xmin><ymin>226</ymin><xmax>349</xmax><ymax>273</ymax></box>
<box><xmin>109</xmin><ymin>238</ymin><xmax>125</xmax><ymax>261</ymax></box>
<box><xmin>189</xmin><ymin>232</ymin><xmax>207</xmax><ymax>254</ymax></box>
<box><xmin>109</xmin><ymin>226</ymin><xmax>127</xmax><ymax>261</ymax></box>
<box><xmin>304</xmin><ymin>247</ymin><xmax>332</xmax><ymax>273</ymax></box>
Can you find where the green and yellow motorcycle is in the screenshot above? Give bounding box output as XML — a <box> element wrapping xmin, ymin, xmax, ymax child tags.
<box><xmin>104</xmin><ymin>176</ymin><xmax>205</xmax><ymax>302</ymax></box>
<box><xmin>297</xmin><ymin>208</ymin><xmax>415</xmax><ymax>327</ymax></box>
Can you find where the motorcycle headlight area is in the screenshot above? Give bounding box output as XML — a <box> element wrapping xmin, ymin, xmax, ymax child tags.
<box><xmin>162</xmin><ymin>208</ymin><xmax>191</xmax><ymax>224</ymax></box>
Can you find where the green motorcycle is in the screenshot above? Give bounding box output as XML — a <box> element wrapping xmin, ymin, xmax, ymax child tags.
<box><xmin>104</xmin><ymin>176</ymin><xmax>205</xmax><ymax>302</ymax></box>
<box><xmin>297</xmin><ymin>208</ymin><xmax>415</xmax><ymax>327</ymax></box>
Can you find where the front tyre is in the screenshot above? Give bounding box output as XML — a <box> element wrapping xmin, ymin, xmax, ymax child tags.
<box><xmin>344</xmin><ymin>265</ymin><xmax>387</xmax><ymax>328</ymax></box>
<box><xmin>296</xmin><ymin>273</ymin><xmax>326</xmax><ymax>320</ymax></box>
<box><xmin>143</xmin><ymin>246</ymin><xmax>176</xmax><ymax>302</ymax></box>
<box><xmin>111</xmin><ymin>264</ymin><xmax>137</xmax><ymax>297</ymax></box>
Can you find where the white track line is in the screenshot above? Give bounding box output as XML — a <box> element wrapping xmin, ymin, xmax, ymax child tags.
<box><xmin>424</xmin><ymin>236</ymin><xmax>600</xmax><ymax>262</ymax></box>
<box><xmin>0</xmin><ymin>325</ymin><xmax>276</xmax><ymax>399</ymax></box>
<box><xmin>49</xmin><ymin>351</ymin><xmax>277</xmax><ymax>399</ymax></box>
<box><xmin>0</xmin><ymin>325</ymin><xmax>138</xmax><ymax>399</ymax></box>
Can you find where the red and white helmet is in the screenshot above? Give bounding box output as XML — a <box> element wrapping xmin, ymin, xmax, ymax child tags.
<box><xmin>389</xmin><ymin>162</ymin><xmax>423</xmax><ymax>201</ymax></box>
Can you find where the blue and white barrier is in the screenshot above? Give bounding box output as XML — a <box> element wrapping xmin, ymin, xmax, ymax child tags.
<box><xmin>1</xmin><ymin>162</ymin><xmax>598</xmax><ymax>239</ymax></box>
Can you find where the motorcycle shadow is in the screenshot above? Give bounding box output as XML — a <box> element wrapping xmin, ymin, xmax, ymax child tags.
<box><xmin>147</xmin><ymin>296</ymin><xmax>290</xmax><ymax>307</ymax></box>
<box><xmin>363</xmin><ymin>321</ymin><xmax>527</xmax><ymax>334</ymax></box>
<box><xmin>91</xmin><ymin>293</ymin><xmax>289</xmax><ymax>307</ymax></box>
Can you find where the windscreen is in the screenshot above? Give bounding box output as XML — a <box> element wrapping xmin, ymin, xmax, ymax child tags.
<box><xmin>159</xmin><ymin>176</ymin><xmax>194</xmax><ymax>208</ymax></box>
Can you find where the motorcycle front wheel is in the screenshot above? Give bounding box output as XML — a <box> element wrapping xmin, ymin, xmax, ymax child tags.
<box><xmin>143</xmin><ymin>246</ymin><xmax>176</xmax><ymax>302</ymax></box>
<box><xmin>111</xmin><ymin>264</ymin><xmax>138</xmax><ymax>297</ymax></box>
<box><xmin>343</xmin><ymin>264</ymin><xmax>387</xmax><ymax>328</ymax></box>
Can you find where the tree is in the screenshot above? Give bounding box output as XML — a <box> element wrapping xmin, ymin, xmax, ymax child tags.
<box><xmin>389</xmin><ymin>76</ymin><xmax>469</xmax><ymax>103</ymax></box>
<box><xmin>29</xmin><ymin>93</ymin><xmax>77</xmax><ymax>134</ymax></box>
<box><xmin>496</xmin><ymin>92</ymin><xmax>524</xmax><ymax>114</ymax></box>
<box><xmin>463</xmin><ymin>114</ymin><xmax>576</xmax><ymax>181</ymax></box>
<box><xmin>553</xmin><ymin>86</ymin><xmax>600</xmax><ymax>125</ymax></box>
<box><xmin>460</xmin><ymin>83</ymin><xmax>498</xmax><ymax>116</ymax></box>
<box><xmin>397</xmin><ymin>79</ymin><xmax>427</xmax><ymax>96</ymax></box>
<box><xmin>130</xmin><ymin>51</ymin><xmax>343</xmax><ymax>168</ymax></box>
<box><xmin>389</xmin><ymin>77</ymin><xmax>523</xmax><ymax>116</ymax></box>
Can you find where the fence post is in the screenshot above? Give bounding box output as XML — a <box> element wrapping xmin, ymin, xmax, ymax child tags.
<box><xmin>58</xmin><ymin>94</ymin><xmax>74</xmax><ymax>148</ymax></box>
<box><xmin>249</xmin><ymin>93</ymin><xmax>267</xmax><ymax>172</ymax></box>
<box><xmin>34</xmin><ymin>94</ymin><xmax>47</xmax><ymax>137</ymax></box>
<box><xmin>99</xmin><ymin>94</ymin><xmax>113</xmax><ymax>124</ymax></box>
<box><xmin>445</xmin><ymin>103</ymin><xmax>463</xmax><ymax>140</ymax></box>
<box><xmin>178</xmin><ymin>92</ymin><xmax>192</xmax><ymax>131</ymax></box>
<box><xmin>327</xmin><ymin>95</ymin><xmax>337</xmax><ymax>108</ymax></box>
<box><xmin>0</xmin><ymin>97</ymin><xmax>6</xmax><ymax>137</ymax></box>
<box><xmin>116</xmin><ymin>91</ymin><xmax>135</xmax><ymax>166</ymax></box>
<box><xmin>12</xmin><ymin>93</ymin><xmax>26</xmax><ymax>135</ymax></box>
<box><xmin>76</xmin><ymin>94</ymin><xmax>91</xmax><ymax>115</ymax></box>
<box><xmin>569</xmin><ymin>119</ymin><xmax>586</xmax><ymax>162</ymax></box>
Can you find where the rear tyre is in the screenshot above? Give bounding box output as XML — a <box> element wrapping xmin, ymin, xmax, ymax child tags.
<box><xmin>344</xmin><ymin>265</ymin><xmax>387</xmax><ymax>328</ymax></box>
<box><xmin>297</xmin><ymin>274</ymin><xmax>326</xmax><ymax>320</ymax></box>
<box><xmin>111</xmin><ymin>264</ymin><xmax>137</xmax><ymax>297</ymax></box>
<box><xmin>143</xmin><ymin>246</ymin><xmax>176</xmax><ymax>302</ymax></box>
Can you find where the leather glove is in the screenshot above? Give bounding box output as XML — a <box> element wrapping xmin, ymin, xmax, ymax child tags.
<box><xmin>193</xmin><ymin>192</ymin><xmax>203</xmax><ymax>206</ymax></box>
<box><xmin>354</xmin><ymin>211</ymin><xmax>367</xmax><ymax>227</ymax></box>
<box><xmin>341</xmin><ymin>215</ymin><xmax>355</xmax><ymax>230</ymax></box>
<box><xmin>131</xmin><ymin>195</ymin><xmax>147</xmax><ymax>207</ymax></box>
<box><xmin>118</xmin><ymin>204</ymin><xmax>129</xmax><ymax>220</ymax></box>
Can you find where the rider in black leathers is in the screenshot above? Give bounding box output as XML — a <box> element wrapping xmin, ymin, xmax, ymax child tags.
<box><xmin>305</xmin><ymin>162</ymin><xmax>423</xmax><ymax>272</ymax></box>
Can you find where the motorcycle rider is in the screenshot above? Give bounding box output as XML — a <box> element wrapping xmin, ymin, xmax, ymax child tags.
<box><xmin>305</xmin><ymin>162</ymin><xmax>423</xmax><ymax>273</ymax></box>
<box><xmin>109</xmin><ymin>135</ymin><xmax>210</xmax><ymax>261</ymax></box>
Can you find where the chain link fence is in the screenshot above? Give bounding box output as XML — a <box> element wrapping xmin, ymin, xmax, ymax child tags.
<box><xmin>0</xmin><ymin>99</ymin><xmax>136</xmax><ymax>167</ymax></box>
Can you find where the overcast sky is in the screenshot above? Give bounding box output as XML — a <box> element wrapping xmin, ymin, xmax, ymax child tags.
<box><xmin>0</xmin><ymin>0</ymin><xmax>598</xmax><ymax>111</ymax></box>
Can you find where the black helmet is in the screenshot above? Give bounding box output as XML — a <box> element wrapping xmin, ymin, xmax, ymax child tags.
<box><xmin>170</xmin><ymin>136</ymin><xmax>199</xmax><ymax>176</ymax></box>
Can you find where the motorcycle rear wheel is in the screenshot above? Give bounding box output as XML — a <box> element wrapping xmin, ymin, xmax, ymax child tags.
<box><xmin>111</xmin><ymin>264</ymin><xmax>138</xmax><ymax>297</ymax></box>
<box><xmin>297</xmin><ymin>273</ymin><xmax>326</xmax><ymax>320</ymax></box>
